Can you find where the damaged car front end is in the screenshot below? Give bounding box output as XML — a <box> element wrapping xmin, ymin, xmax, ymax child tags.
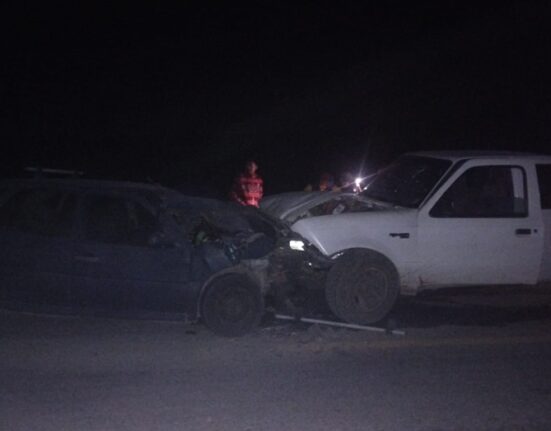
<box><xmin>167</xmin><ymin>197</ymin><xmax>332</xmax><ymax>336</ymax></box>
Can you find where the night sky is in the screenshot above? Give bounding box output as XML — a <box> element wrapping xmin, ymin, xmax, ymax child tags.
<box><xmin>1</xmin><ymin>1</ymin><xmax>550</xmax><ymax>196</ymax></box>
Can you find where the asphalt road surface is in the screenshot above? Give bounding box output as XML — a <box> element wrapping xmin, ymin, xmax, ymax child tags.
<box><xmin>1</xmin><ymin>288</ymin><xmax>551</xmax><ymax>431</ymax></box>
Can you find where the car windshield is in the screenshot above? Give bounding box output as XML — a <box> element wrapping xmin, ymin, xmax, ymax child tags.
<box><xmin>362</xmin><ymin>156</ymin><xmax>452</xmax><ymax>208</ymax></box>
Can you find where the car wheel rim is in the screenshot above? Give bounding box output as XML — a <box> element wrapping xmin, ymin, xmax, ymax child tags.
<box><xmin>348</xmin><ymin>267</ymin><xmax>388</xmax><ymax>312</ymax></box>
<box><xmin>215</xmin><ymin>289</ymin><xmax>251</xmax><ymax>323</ymax></box>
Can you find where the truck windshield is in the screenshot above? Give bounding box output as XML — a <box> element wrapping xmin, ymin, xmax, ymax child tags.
<box><xmin>362</xmin><ymin>156</ymin><xmax>452</xmax><ymax>208</ymax></box>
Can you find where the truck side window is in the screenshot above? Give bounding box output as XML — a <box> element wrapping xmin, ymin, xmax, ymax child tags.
<box><xmin>430</xmin><ymin>166</ymin><xmax>527</xmax><ymax>218</ymax></box>
<box><xmin>536</xmin><ymin>164</ymin><xmax>551</xmax><ymax>209</ymax></box>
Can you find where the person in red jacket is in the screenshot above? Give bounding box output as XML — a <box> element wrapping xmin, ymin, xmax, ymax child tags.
<box><xmin>229</xmin><ymin>160</ymin><xmax>264</xmax><ymax>207</ymax></box>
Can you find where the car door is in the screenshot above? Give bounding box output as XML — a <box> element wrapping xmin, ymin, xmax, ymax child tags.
<box><xmin>416</xmin><ymin>161</ymin><xmax>544</xmax><ymax>287</ymax></box>
<box><xmin>71</xmin><ymin>192</ymin><xmax>193</xmax><ymax>314</ymax></box>
<box><xmin>0</xmin><ymin>186</ymin><xmax>77</xmax><ymax>306</ymax></box>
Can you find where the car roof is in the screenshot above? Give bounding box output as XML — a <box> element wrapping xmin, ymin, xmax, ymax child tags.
<box><xmin>0</xmin><ymin>178</ymin><xmax>170</xmax><ymax>193</ymax></box>
<box><xmin>403</xmin><ymin>150</ymin><xmax>551</xmax><ymax>163</ymax></box>
<box><xmin>0</xmin><ymin>178</ymin><xmax>230</xmax><ymax>210</ymax></box>
<box><xmin>0</xmin><ymin>178</ymin><xmax>184</xmax><ymax>204</ymax></box>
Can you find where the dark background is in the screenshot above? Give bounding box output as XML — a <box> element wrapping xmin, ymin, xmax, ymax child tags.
<box><xmin>1</xmin><ymin>1</ymin><xmax>550</xmax><ymax>196</ymax></box>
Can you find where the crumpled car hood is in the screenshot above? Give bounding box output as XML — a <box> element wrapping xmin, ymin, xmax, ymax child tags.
<box><xmin>261</xmin><ymin>191</ymin><xmax>345</xmax><ymax>222</ymax></box>
<box><xmin>164</xmin><ymin>194</ymin><xmax>287</xmax><ymax>272</ymax></box>
<box><xmin>167</xmin><ymin>195</ymin><xmax>284</xmax><ymax>236</ymax></box>
<box><xmin>260</xmin><ymin>191</ymin><xmax>384</xmax><ymax>224</ymax></box>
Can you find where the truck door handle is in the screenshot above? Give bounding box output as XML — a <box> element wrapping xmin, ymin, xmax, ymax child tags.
<box><xmin>389</xmin><ymin>232</ymin><xmax>410</xmax><ymax>239</ymax></box>
<box><xmin>515</xmin><ymin>228</ymin><xmax>532</xmax><ymax>236</ymax></box>
<box><xmin>75</xmin><ymin>255</ymin><xmax>100</xmax><ymax>263</ymax></box>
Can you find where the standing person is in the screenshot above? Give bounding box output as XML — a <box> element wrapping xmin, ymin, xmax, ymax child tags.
<box><xmin>305</xmin><ymin>172</ymin><xmax>335</xmax><ymax>192</ymax></box>
<box><xmin>229</xmin><ymin>160</ymin><xmax>264</xmax><ymax>207</ymax></box>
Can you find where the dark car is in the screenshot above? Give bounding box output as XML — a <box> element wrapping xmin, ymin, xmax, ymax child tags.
<box><xmin>0</xmin><ymin>179</ymin><xmax>327</xmax><ymax>336</ymax></box>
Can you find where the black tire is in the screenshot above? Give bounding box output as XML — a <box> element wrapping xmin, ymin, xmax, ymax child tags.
<box><xmin>325</xmin><ymin>249</ymin><xmax>399</xmax><ymax>324</ymax></box>
<box><xmin>325</xmin><ymin>270</ymin><xmax>339</xmax><ymax>319</ymax></box>
<box><xmin>201</xmin><ymin>274</ymin><xmax>263</xmax><ymax>337</ymax></box>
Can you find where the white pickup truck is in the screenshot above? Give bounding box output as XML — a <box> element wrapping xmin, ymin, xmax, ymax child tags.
<box><xmin>261</xmin><ymin>151</ymin><xmax>551</xmax><ymax>324</ymax></box>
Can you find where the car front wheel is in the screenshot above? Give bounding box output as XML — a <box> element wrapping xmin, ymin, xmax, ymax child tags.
<box><xmin>201</xmin><ymin>274</ymin><xmax>263</xmax><ymax>337</ymax></box>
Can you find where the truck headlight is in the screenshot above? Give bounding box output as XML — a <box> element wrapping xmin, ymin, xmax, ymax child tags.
<box><xmin>289</xmin><ymin>240</ymin><xmax>305</xmax><ymax>251</ymax></box>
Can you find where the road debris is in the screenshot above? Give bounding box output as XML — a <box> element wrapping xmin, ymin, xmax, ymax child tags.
<box><xmin>274</xmin><ymin>313</ymin><xmax>406</xmax><ymax>336</ymax></box>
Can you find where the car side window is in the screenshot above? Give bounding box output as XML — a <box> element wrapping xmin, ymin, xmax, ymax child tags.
<box><xmin>84</xmin><ymin>195</ymin><xmax>158</xmax><ymax>246</ymax></box>
<box><xmin>430</xmin><ymin>166</ymin><xmax>527</xmax><ymax>218</ymax></box>
<box><xmin>0</xmin><ymin>188</ymin><xmax>77</xmax><ymax>237</ymax></box>
<box><xmin>536</xmin><ymin>164</ymin><xmax>551</xmax><ymax>210</ymax></box>
<box><xmin>0</xmin><ymin>187</ymin><xmax>11</xmax><ymax>202</ymax></box>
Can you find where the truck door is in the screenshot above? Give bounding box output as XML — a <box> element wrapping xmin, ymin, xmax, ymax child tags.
<box><xmin>536</xmin><ymin>164</ymin><xmax>551</xmax><ymax>282</ymax></box>
<box><xmin>417</xmin><ymin>161</ymin><xmax>544</xmax><ymax>287</ymax></box>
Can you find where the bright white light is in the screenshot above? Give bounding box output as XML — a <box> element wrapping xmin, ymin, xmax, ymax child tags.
<box><xmin>289</xmin><ymin>240</ymin><xmax>305</xmax><ymax>251</ymax></box>
<box><xmin>355</xmin><ymin>177</ymin><xmax>362</xmax><ymax>187</ymax></box>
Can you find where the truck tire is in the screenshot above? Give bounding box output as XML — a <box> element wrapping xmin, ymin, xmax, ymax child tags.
<box><xmin>325</xmin><ymin>249</ymin><xmax>399</xmax><ymax>324</ymax></box>
<box><xmin>201</xmin><ymin>274</ymin><xmax>263</xmax><ymax>337</ymax></box>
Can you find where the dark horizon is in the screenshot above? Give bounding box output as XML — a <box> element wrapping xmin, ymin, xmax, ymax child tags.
<box><xmin>2</xmin><ymin>1</ymin><xmax>550</xmax><ymax>196</ymax></box>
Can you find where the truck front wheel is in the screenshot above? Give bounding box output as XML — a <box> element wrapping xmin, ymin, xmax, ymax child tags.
<box><xmin>325</xmin><ymin>249</ymin><xmax>399</xmax><ymax>324</ymax></box>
